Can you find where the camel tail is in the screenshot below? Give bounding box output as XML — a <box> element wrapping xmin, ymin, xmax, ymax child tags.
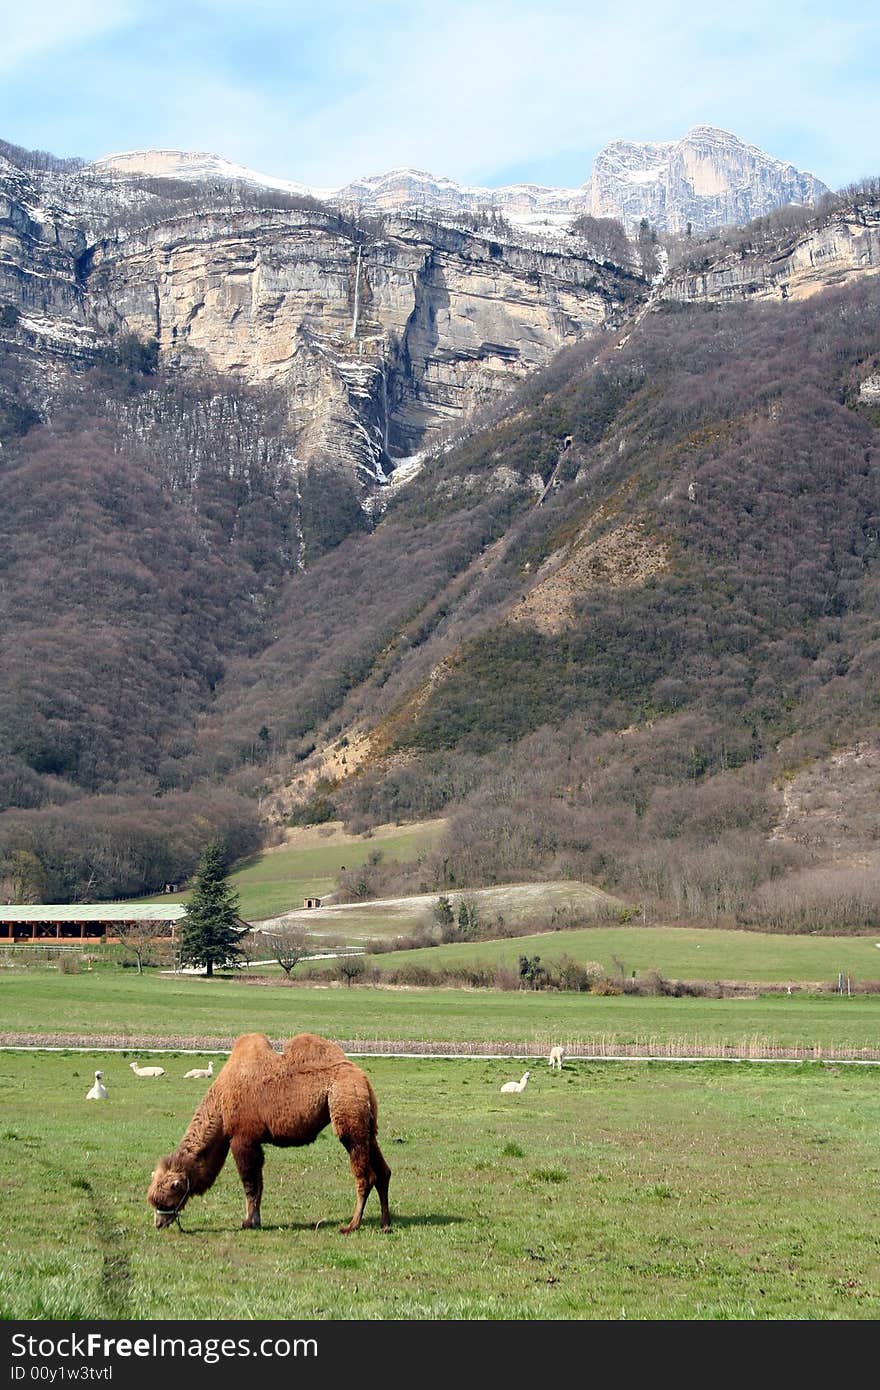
<box><xmin>366</xmin><ymin>1077</ymin><xmax>380</xmax><ymax>1137</ymax></box>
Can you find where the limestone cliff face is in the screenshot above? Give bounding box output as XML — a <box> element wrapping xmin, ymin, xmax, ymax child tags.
<box><xmin>83</xmin><ymin>207</ymin><xmax>642</xmax><ymax>478</ymax></box>
<box><xmin>0</xmin><ymin>158</ymin><xmax>86</xmax><ymax>316</ymax></box>
<box><xmin>661</xmin><ymin>205</ymin><xmax>880</xmax><ymax>307</ymax></box>
<box><xmin>0</xmin><ymin>156</ymin><xmax>102</xmax><ymax>375</ymax></box>
<box><xmin>1</xmin><ymin>153</ymin><xmax>644</xmax><ymax>480</ymax></box>
<box><xmin>590</xmin><ymin>126</ymin><xmax>827</xmax><ymax>234</ymax></box>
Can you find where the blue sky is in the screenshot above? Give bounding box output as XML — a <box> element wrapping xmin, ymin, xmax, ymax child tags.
<box><xmin>1</xmin><ymin>0</ymin><xmax>877</xmax><ymax>190</ymax></box>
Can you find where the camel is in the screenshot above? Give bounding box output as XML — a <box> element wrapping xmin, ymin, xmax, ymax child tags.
<box><xmin>147</xmin><ymin>1032</ymin><xmax>391</xmax><ymax>1234</ymax></box>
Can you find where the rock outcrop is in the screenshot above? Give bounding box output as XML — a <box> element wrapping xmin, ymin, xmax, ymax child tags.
<box><xmin>0</xmin><ymin>126</ymin><xmax>839</xmax><ymax>486</ymax></box>
<box><xmin>590</xmin><ymin>126</ymin><xmax>827</xmax><ymax>234</ymax></box>
<box><xmin>662</xmin><ymin>204</ymin><xmax>880</xmax><ymax>307</ymax></box>
<box><xmin>1</xmin><ymin>152</ymin><xmax>644</xmax><ymax>480</ymax></box>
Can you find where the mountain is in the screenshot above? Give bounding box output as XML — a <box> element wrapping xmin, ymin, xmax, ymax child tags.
<box><xmin>0</xmin><ymin>146</ymin><xmax>643</xmax><ymax>488</ymax></box>
<box><xmin>233</xmin><ymin>271</ymin><xmax>880</xmax><ymax>928</ymax></box>
<box><xmin>590</xmin><ymin>125</ymin><xmax>828</xmax><ymax>233</ymax></box>
<box><xmin>89</xmin><ymin>125</ymin><xmax>828</xmax><ymax>236</ymax></box>
<box><xmin>88</xmin><ymin>147</ymin><xmax>326</xmax><ymax>199</ymax></box>
<box><xmin>0</xmin><ymin>131</ymin><xmax>877</xmax><ymax>926</ymax></box>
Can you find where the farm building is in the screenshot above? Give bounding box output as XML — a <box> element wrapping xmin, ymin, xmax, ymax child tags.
<box><xmin>0</xmin><ymin>903</ymin><xmax>188</xmax><ymax>943</ymax></box>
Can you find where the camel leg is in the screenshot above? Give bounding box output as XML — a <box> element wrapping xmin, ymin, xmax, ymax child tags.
<box><xmin>337</xmin><ymin>1136</ymin><xmax>392</xmax><ymax>1234</ymax></box>
<box><xmin>335</xmin><ymin>1134</ymin><xmax>389</xmax><ymax>1234</ymax></box>
<box><xmin>338</xmin><ymin>1137</ymin><xmax>371</xmax><ymax>1234</ymax></box>
<box><xmin>371</xmin><ymin>1139</ymin><xmax>392</xmax><ymax>1233</ymax></box>
<box><xmin>231</xmin><ymin>1138</ymin><xmax>264</xmax><ymax>1229</ymax></box>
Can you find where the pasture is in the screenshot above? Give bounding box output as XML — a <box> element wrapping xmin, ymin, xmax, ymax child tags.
<box><xmin>269</xmin><ymin>879</ymin><xmax>621</xmax><ymax>941</ymax></box>
<box><xmin>132</xmin><ymin>819</ymin><xmax>448</xmax><ymax>922</ymax></box>
<box><xmin>315</xmin><ymin>923</ymin><xmax>880</xmax><ymax>984</ymax></box>
<box><xmin>1</xmin><ymin>1050</ymin><xmax>878</xmax><ymax>1320</ymax></box>
<box><xmin>2</xmin><ymin>968</ymin><xmax>880</xmax><ymax>1054</ymax></box>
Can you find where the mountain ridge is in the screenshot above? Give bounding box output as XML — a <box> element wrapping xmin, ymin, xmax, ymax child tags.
<box><xmin>1</xmin><ymin>129</ymin><xmax>879</xmax><ymax>931</ymax></box>
<box><xmin>88</xmin><ymin>124</ymin><xmax>828</xmax><ymax>236</ymax></box>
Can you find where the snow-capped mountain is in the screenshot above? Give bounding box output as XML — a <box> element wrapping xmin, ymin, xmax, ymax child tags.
<box><xmin>88</xmin><ymin>126</ymin><xmax>829</xmax><ymax>235</ymax></box>
<box><xmin>590</xmin><ymin>126</ymin><xmax>829</xmax><ymax>233</ymax></box>
<box><xmin>88</xmin><ymin>148</ymin><xmax>332</xmax><ymax>200</ymax></box>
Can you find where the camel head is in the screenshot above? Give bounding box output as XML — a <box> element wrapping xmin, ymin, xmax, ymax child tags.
<box><xmin>147</xmin><ymin>1157</ymin><xmax>192</xmax><ymax>1229</ymax></box>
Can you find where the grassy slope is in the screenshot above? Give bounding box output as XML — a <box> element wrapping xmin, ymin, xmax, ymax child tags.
<box><xmin>132</xmin><ymin>820</ymin><xmax>447</xmax><ymax>921</ymax></box>
<box><xmin>280</xmin><ymin>880</ymin><xmax>620</xmax><ymax>941</ymax></box>
<box><xmin>3</xmin><ymin>970</ymin><xmax>880</xmax><ymax>1051</ymax></box>
<box><xmin>1</xmin><ymin>1051</ymin><xmax>878</xmax><ymax>1319</ymax></box>
<box><xmin>354</xmin><ymin>923</ymin><xmax>880</xmax><ymax>983</ymax></box>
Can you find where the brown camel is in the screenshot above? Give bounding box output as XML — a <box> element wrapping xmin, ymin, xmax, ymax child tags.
<box><xmin>146</xmin><ymin>1032</ymin><xmax>391</xmax><ymax>1233</ymax></box>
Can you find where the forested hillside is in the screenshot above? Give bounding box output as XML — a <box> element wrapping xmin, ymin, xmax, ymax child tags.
<box><xmin>214</xmin><ymin>279</ymin><xmax>880</xmax><ymax>922</ymax></box>
<box><xmin>1</xmin><ymin>252</ymin><xmax>879</xmax><ymax>914</ymax></box>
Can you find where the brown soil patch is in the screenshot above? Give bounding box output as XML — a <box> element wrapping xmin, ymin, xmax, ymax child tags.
<box><xmin>511</xmin><ymin>516</ymin><xmax>670</xmax><ymax>634</ymax></box>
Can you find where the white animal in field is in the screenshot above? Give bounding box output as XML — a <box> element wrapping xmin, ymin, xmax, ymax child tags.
<box><xmin>500</xmin><ymin>1071</ymin><xmax>530</xmax><ymax>1094</ymax></box>
<box><xmin>86</xmin><ymin>1070</ymin><xmax>108</xmax><ymax>1100</ymax></box>
<box><xmin>548</xmin><ymin>1045</ymin><xmax>565</xmax><ymax>1071</ymax></box>
<box><xmin>183</xmin><ymin>1060</ymin><xmax>214</xmax><ymax>1080</ymax></box>
<box><xmin>129</xmin><ymin>1061</ymin><xmax>166</xmax><ymax>1077</ymax></box>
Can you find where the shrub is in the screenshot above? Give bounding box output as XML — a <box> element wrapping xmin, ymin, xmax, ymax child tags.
<box><xmin>591</xmin><ymin>977</ymin><xmax>623</xmax><ymax>996</ymax></box>
<box><xmin>553</xmin><ymin>955</ymin><xmax>598</xmax><ymax>992</ymax></box>
<box><xmin>641</xmin><ymin>967</ymin><xmax>671</xmax><ymax>996</ymax></box>
<box><xmin>493</xmin><ymin>965</ymin><xmax>521</xmax><ymax>991</ymax></box>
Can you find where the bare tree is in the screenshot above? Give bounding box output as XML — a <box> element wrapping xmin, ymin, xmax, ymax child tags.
<box><xmin>260</xmin><ymin>923</ymin><xmax>311</xmax><ymax>978</ymax></box>
<box><xmin>336</xmin><ymin>955</ymin><xmax>367</xmax><ymax>987</ymax></box>
<box><xmin>114</xmin><ymin>921</ymin><xmax>172</xmax><ymax>974</ymax></box>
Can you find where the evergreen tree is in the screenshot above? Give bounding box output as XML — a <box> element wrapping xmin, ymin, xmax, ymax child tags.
<box><xmin>178</xmin><ymin>840</ymin><xmax>246</xmax><ymax>977</ymax></box>
<box><xmin>433</xmin><ymin>894</ymin><xmax>454</xmax><ymax>937</ymax></box>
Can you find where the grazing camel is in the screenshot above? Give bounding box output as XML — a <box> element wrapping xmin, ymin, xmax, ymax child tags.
<box><xmin>86</xmin><ymin>1070</ymin><xmax>108</xmax><ymax>1100</ymax></box>
<box><xmin>500</xmin><ymin>1071</ymin><xmax>530</xmax><ymax>1094</ymax></box>
<box><xmin>548</xmin><ymin>1045</ymin><xmax>565</xmax><ymax>1071</ymax></box>
<box><xmin>147</xmin><ymin>1032</ymin><xmax>391</xmax><ymax>1234</ymax></box>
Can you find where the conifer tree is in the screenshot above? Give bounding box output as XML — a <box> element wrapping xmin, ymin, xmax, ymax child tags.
<box><xmin>178</xmin><ymin>840</ymin><xmax>246</xmax><ymax>977</ymax></box>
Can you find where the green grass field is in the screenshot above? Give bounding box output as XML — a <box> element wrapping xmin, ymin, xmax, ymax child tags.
<box><xmin>2</xmin><ymin>969</ymin><xmax>880</xmax><ymax>1053</ymax></box>
<box><xmin>1</xmin><ymin>1050</ymin><xmax>878</xmax><ymax>1319</ymax></box>
<box><xmin>132</xmin><ymin>819</ymin><xmax>447</xmax><ymax>922</ymax></box>
<box><xmin>353</xmin><ymin>923</ymin><xmax>880</xmax><ymax>983</ymax></box>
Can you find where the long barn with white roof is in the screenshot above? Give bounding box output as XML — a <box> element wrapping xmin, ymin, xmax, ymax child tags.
<box><xmin>0</xmin><ymin>903</ymin><xmax>188</xmax><ymax>943</ymax></box>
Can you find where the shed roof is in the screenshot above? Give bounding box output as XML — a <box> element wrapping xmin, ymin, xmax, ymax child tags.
<box><xmin>0</xmin><ymin>903</ymin><xmax>188</xmax><ymax>923</ymax></box>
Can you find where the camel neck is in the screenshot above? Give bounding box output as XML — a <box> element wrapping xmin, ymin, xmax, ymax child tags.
<box><xmin>173</xmin><ymin>1092</ymin><xmax>229</xmax><ymax>1193</ymax></box>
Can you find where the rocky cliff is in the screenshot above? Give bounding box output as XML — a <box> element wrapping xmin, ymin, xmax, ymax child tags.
<box><xmin>0</xmin><ymin>126</ymin><xmax>844</xmax><ymax>489</ymax></box>
<box><xmin>91</xmin><ymin>125</ymin><xmax>827</xmax><ymax>239</ymax></box>
<box><xmin>0</xmin><ymin>153</ymin><xmax>644</xmax><ymax>482</ymax></box>
<box><xmin>84</xmin><ymin>208</ymin><xmax>641</xmax><ymax>478</ymax></box>
<box><xmin>661</xmin><ymin>203</ymin><xmax>880</xmax><ymax>306</ymax></box>
<box><xmin>590</xmin><ymin>126</ymin><xmax>828</xmax><ymax>234</ymax></box>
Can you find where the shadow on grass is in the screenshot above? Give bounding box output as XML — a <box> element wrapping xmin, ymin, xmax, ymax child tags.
<box><xmin>171</xmin><ymin>1212</ymin><xmax>466</xmax><ymax>1235</ymax></box>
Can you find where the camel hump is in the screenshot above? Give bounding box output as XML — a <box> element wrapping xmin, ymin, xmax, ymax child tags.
<box><xmin>228</xmin><ymin>1033</ymin><xmax>276</xmax><ymax>1064</ymax></box>
<box><xmin>282</xmin><ymin>1033</ymin><xmax>350</xmax><ymax>1067</ymax></box>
